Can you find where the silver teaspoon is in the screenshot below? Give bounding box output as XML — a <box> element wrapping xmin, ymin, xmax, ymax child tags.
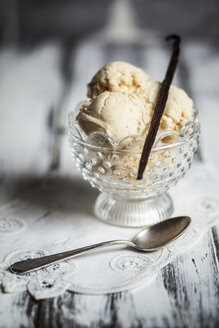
<box><xmin>10</xmin><ymin>216</ymin><xmax>191</xmax><ymax>274</ymax></box>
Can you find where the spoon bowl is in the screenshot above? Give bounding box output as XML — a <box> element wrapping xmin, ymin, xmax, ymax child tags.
<box><xmin>132</xmin><ymin>216</ymin><xmax>191</xmax><ymax>251</ymax></box>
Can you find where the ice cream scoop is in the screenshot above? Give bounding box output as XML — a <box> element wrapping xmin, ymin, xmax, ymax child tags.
<box><xmin>87</xmin><ymin>61</ymin><xmax>148</xmax><ymax>99</ymax></box>
<box><xmin>77</xmin><ymin>91</ymin><xmax>152</xmax><ymax>143</ymax></box>
<box><xmin>143</xmin><ymin>81</ymin><xmax>194</xmax><ymax>132</ymax></box>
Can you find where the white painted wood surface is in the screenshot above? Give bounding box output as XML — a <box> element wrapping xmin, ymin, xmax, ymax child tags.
<box><xmin>0</xmin><ymin>36</ymin><xmax>219</xmax><ymax>328</ymax></box>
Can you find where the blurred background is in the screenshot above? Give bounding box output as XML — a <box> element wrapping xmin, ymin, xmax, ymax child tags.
<box><xmin>1</xmin><ymin>0</ymin><xmax>219</xmax><ymax>45</ymax></box>
<box><xmin>0</xmin><ymin>0</ymin><xmax>219</xmax><ymax>202</ymax></box>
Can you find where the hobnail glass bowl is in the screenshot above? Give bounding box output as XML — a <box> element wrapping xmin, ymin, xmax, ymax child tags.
<box><xmin>68</xmin><ymin>106</ymin><xmax>200</xmax><ymax>227</ymax></box>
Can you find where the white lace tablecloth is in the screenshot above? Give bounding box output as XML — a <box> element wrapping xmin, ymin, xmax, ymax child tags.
<box><xmin>0</xmin><ymin>162</ymin><xmax>218</xmax><ymax>300</ymax></box>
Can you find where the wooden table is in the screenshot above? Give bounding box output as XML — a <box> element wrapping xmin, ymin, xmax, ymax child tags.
<box><xmin>0</xmin><ymin>35</ymin><xmax>219</xmax><ymax>327</ymax></box>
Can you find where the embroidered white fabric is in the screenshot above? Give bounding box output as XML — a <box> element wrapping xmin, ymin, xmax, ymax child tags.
<box><xmin>0</xmin><ymin>163</ymin><xmax>219</xmax><ymax>300</ymax></box>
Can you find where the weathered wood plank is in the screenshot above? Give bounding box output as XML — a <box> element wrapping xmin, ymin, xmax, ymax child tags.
<box><xmin>0</xmin><ymin>43</ymin><xmax>66</xmax><ymax>327</ymax></box>
<box><xmin>0</xmin><ymin>44</ymin><xmax>63</xmax><ymax>204</ymax></box>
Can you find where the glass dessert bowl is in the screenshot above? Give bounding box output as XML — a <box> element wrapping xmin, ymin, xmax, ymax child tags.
<box><xmin>68</xmin><ymin>107</ymin><xmax>200</xmax><ymax>227</ymax></box>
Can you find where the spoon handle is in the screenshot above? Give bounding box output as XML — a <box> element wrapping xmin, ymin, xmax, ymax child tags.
<box><xmin>10</xmin><ymin>240</ymin><xmax>134</xmax><ymax>274</ymax></box>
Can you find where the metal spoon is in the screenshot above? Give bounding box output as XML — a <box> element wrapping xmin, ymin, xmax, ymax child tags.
<box><xmin>10</xmin><ymin>216</ymin><xmax>191</xmax><ymax>275</ymax></box>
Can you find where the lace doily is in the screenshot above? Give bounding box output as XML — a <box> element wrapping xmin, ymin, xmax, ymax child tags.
<box><xmin>0</xmin><ymin>163</ymin><xmax>219</xmax><ymax>299</ymax></box>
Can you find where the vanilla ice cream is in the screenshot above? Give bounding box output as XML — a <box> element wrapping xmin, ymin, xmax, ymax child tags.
<box><xmin>75</xmin><ymin>61</ymin><xmax>195</xmax><ymax>180</ymax></box>
<box><xmin>77</xmin><ymin>91</ymin><xmax>152</xmax><ymax>143</ymax></box>
<box><xmin>87</xmin><ymin>61</ymin><xmax>148</xmax><ymax>99</ymax></box>
<box><xmin>78</xmin><ymin>66</ymin><xmax>194</xmax><ymax>143</ymax></box>
<box><xmin>143</xmin><ymin>81</ymin><xmax>194</xmax><ymax>132</ymax></box>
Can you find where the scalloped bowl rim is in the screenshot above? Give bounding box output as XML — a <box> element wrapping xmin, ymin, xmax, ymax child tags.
<box><xmin>68</xmin><ymin>109</ymin><xmax>200</xmax><ymax>154</ymax></box>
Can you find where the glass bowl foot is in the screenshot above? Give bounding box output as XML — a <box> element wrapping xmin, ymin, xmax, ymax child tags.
<box><xmin>94</xmin><ymin>192</ymin><xmax>174</xmax><ymax>227</ymax></box>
